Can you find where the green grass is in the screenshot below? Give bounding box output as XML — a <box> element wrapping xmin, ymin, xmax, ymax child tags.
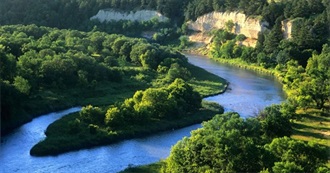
<box><xmin>119</xmin><ymin>161</ymin><xmax>165</xmax><ymax>173</ymax></box>
<box><xmin>291</xmin><ymin>109</ymin><xmax>330</xmax><ymax>167</ymax></box>
<box><xmin>211</xmin><ymin>57</ymin><xmax>277</xmax><ymax>75</ymax></box>
<box><xmin>187</xmin><ymin>63</ymin><xmax>228</xmax><ymax>97</ymax></box>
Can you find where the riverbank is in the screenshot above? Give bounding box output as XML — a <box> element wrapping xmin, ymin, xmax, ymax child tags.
<box><xmin>30</xmin><ymin>62</ymin><xmax>228</xmax><ymax>156</ymax></box>
<box><xmin>185</xmin><ymin>46</ymin><xmax>280</xmax><ymax>78</ymax></box>
<box><xmin>2</xmin><ymin>52</ymin><xmax>292</xmax><ymax>173</ymax></box>
<box><xmin>1</xmin><ymin>79</ymin><xmax>147</xmax><ymax>135</ymax></box>
<box><xmin>2</xmin><ymin>50</ymin><xmax>228</xmax><ymax>136</ymax></box>
<box><xmin>120</xmin><ymin>50</ymin><xmax>330</xmax><ymax>172</ymax></box>
<box><xmin>205</xmin><ymin>43</ymin><xmax>330</xmax><ymax>157</ymax></box>
<box><xmin>189</xmin><ymin>47</ymin><xmax>330</xmax><ymax>158</ymax></box>
<box><xmin>30</xmin><ymin>101</ymin><xmax>224</xmax><ymax>156</ymax></box>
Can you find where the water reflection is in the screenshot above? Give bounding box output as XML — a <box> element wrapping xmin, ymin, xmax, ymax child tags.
<box><xmin>186</xmin><ymin>54</ymin><xmax>285</xmax><ymax>117</ymax></box>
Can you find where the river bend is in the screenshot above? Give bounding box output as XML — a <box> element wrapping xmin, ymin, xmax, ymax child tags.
<box><xmin>1</xmin><ymin>54</ymin><xmax>284</xmax><ymax>173</ymax></box>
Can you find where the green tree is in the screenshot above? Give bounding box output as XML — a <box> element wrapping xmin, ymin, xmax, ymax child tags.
<box><xmin>167</xmin><ymin>78</ymin><xmax>200</xmax><ymax>112</ymax></box>
<box><xmin>263</xmin><ymin>19</ymin><xmax>283</xmax><ymax>54</ymax></box>
<box><xmin>258</xmin><ymin>105</ymin><xmax>292</xmax><ymax>140</ymax></box>
<box><xmin>302</xmin><ymin>45</ymin><xmax>330</xmax><ymax>109</ymax></box>
<box><xmin>79</xmin><ymin>105</ymin><xmax>105</xmax><ymax>125</ymax></box>
<box><xmin>179</xmin><ymin>36</ymin><xmax>190</xmax><ymax>49</ymax></box>
<box><xmin>16</xmin><ymin>50</ymin><xmax>42</xmax><ymax>89</ymax></box>
<box><xmin>0</xmin><ymin>49</ymin><xmax>16</xmax><ymax>81</ymax></box>
<box><xmin>13</xmin><ymin>76</ymin><xmax>31</xmax><ymax>95</ymax></box>
<box><xmin>219</xmin><ymin>40</ymin><xmax>235</xmax><ymax>59</ymax></box>
<box><xmin>40</xmin><ymin>57</ymin><xmax>77</xmax><ymax>87</ymax></box>
<box><xmin>136</xmin><ymin>88</ymin><xmax>176</xmax><ymax>118</ymax></box>
<box><xmin>105</xmin><ymin>106</ymin><xmax>124</xmax><ymax>128</ymax></box>
<box><xmin>140</xmin><ymin>49</ymin><xmax>158</xmax><ymax>69</ymax></box>
<box><xmin>225</xmin><ymin>20</ymin><xmax>235</xmax><ymax>32</ymax></box>
<box><xmin>130</xmin><ymin>43</ymin><xmax>156</xmax><ymax>66</ymax></box>
<box><xmin>163</xmin><ymin>112</ymin><xmax>263</xmax><ymax>173</ymax></box>
<box><xmin>264</xmin><ymin>137</ymin><xmax>328</xmax><ymax>173</ymax></box>
<box><xmin>166</xmin><ymin>63</ymin><xmax>191</xmax><ymax>81</ymax></box>
<box><xmin>282</xmin><ymin>60</ymin><xmax>305</xmax><ymax>90</ymax></box>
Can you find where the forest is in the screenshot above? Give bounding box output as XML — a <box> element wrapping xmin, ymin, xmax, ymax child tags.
<box><xmin>0</xmin><ymin>24</ymin><xmax>226</xmax><ymax>134</ymax></box>
<box><xmin>1</xmin><ymin>0</ymin><xmax>330</xmax><ymax>172</ymax></box>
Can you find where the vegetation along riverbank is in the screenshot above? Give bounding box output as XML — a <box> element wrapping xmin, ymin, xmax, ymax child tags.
<box><xmin>122</xmin><ymin>0</ymin><xmax>330</xmax><ymax>171</ymax></box>
<box><xmin>9</xmin><ymin>26</ymin><xmax>228</xmax><ymax>156</ymax></box>
<box><xmin>1</xmin><ymin>24</ymin><xmax>227</xmax><ymax>136</ymax></box>
<box><xmin>1</xmin><ymin>0</ymin><xmax>329</xmax><ymax>172</ymax></box>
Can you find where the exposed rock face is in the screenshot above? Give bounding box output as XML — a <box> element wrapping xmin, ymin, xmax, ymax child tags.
<box><xmin>188</xmin><ymin>33</ymin><xmax>214</xmax><ymax>47</ymax></box>
<box><xmin>282</xmin><ymin>19</ymin><xmax>293</xmax><ymax>39</ymax></box>
<box><xmin>90</xmin><ymin>9</ymin><xmax>169</xmax><ymax>22</ymax></box>
<box><xmin>187</xmin><ymin>11</ymin><xmax>269</xmax><ymax>47</ymax></box>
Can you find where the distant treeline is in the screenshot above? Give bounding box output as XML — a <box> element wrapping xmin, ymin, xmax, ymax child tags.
<box><xmin>1</xmin><ymin>0</ymin><xmax>329</xmax><ymax>29</ymax></box>
<box><xmin>0</xmin><ymin>0</ymin><xmax>188</xmax><ymax>28</ymax></box>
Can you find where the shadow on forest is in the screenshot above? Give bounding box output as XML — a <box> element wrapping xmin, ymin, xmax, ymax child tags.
<box><xmin>301</xmin><ymin>113</ymin><xmax>329</xmax><ymax>121</ymax></box>
<box><xmin>292</xmin><ymin>123</ymin><xmax>329</xmax><ymax>140</ymax></box>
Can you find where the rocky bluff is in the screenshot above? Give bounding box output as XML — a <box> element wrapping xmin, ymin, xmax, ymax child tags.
<box><xmin>90</xmin><ymin>9</ymin><xmax>169</xmax><ymax>22</ymax></box>
<box><xmin>187</xmin><ymin>12</ymin><xmax>269</xmax><ymax>47</ymax></box>
<box><xmin>90</xmin><ymin>9</ymin><xmax>295</xmax><ymax>47</ymax></box>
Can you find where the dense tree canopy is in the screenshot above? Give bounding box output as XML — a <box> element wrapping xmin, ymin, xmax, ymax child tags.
<box><xmin>1</xmin><ymin>0</ymin><xmax>328</xmax><ymax>29</ymax></box>
<box><xmin>163</xmin><ymin>109</ymin><xmax>328</xmax><ymax>173</ymax></box>
<box><xmin>279</xmin><ymin>45</ymin><xmax>330</xmax><ymax>110</ymax></box>
<box><xmin>0</xmin><ymin>25</ymin><xmax>187</xmax><ymax>134</ymax></box>
<box><xmin>102</xmin><ymin>78</ymin><xmax>201</xmax><ymax>129</ymax></box>
<box><xmin>164</xmin><ymin>112</ymin><xmax>263</xmax><ymax>173</ymax></box>
<box><xmin>0</xmin><ymin>0</ymin><xmax>189</xmax><ymax>28</ymax></box>
<box><xmin>1</xmin><ymin>0</ymin><xmax>329</xmax><ymax>170</ymax></box>
<box><xmin>206</xmin><ymin>0</ymin><xmax>330</xmax><ymax>111</ymax></box>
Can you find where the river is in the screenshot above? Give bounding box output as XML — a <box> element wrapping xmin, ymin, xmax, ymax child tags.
<box><xmin>0</xmin><ymin>54</ymin><xmax>285</xmax><ymax>173</ymax></box>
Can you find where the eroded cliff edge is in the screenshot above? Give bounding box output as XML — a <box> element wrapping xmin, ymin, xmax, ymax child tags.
<box><xmin>90</xmin><ymin>9</ymin><xmax>169</xmax><ymax>22</ymax></box>
<box><xmin>187</xmin><ymin>11</ymin><xmax>269</xmax><ymax>47</ymax></box>
<box><xmin>90</xmin><ymin>9</ymin><xmax>297</xmax><ymax>48</ymax></box>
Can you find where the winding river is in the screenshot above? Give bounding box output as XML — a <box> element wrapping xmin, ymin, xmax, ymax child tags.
<box><xmin>1</xmin><ymin>54</ymin><xmax>285</xmax><ymax>173</ymax></box>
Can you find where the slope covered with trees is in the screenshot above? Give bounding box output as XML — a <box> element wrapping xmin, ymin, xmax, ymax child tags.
<box><xmin>206</xmin><ymin>0</ymin><xmax>330</xmax><ymax>111</ymax></box>
<box><xmin>0</xmin><ymin>0</ymin><xmax>189</xmax><ymax>28</ymax></box>
<box><xmin>120</xmin><ymin>1</ymin><xmax>329</xmax><ymax>172</ymax></box>
<box><xmin>162</xmin><ymin>0</ymin><xmax>330</xmax><ymax>172</ymax></box>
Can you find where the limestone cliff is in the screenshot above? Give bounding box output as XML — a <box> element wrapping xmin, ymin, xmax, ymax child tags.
<box><xmin>282</xmin><ymin>19</ymin><xmax>293</xmax><ymax>39</ymax></box>
<box><xmin>187</xmin><ymin>11</ymin><xmax>269</xmax><ymax>47</ymax></box>
<box><xmin>90</xmin><ymin>9</ymin><xmax>169</xmax><ymax>22</ymax></box>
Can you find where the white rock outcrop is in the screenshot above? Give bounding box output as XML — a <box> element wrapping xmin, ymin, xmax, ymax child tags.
<box><xmin>90</xmin><ymin>9</ymin><xmax>169</xmax><ymax>22</ymax></box>
<box><xmin>282</xmin><ymin>19</ymin><xmax>293</xmax><ymax>39</ymax></box>
<box><xmin>187</xmin><ymin>12</ymin><xmax>269</xmax><ymax>47</ymax></box>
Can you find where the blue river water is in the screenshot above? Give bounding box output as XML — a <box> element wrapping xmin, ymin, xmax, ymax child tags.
<box><xmin>1</xmin><ymin>54</ymin><xmax>284</xmax><ymax>173</ymax></box>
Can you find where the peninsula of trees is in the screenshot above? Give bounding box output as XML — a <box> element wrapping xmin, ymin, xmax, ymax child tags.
<box><xmin>1</xmin><ymin>0</ymin><xmax>329</xmax><ymax>172</ymax></box>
